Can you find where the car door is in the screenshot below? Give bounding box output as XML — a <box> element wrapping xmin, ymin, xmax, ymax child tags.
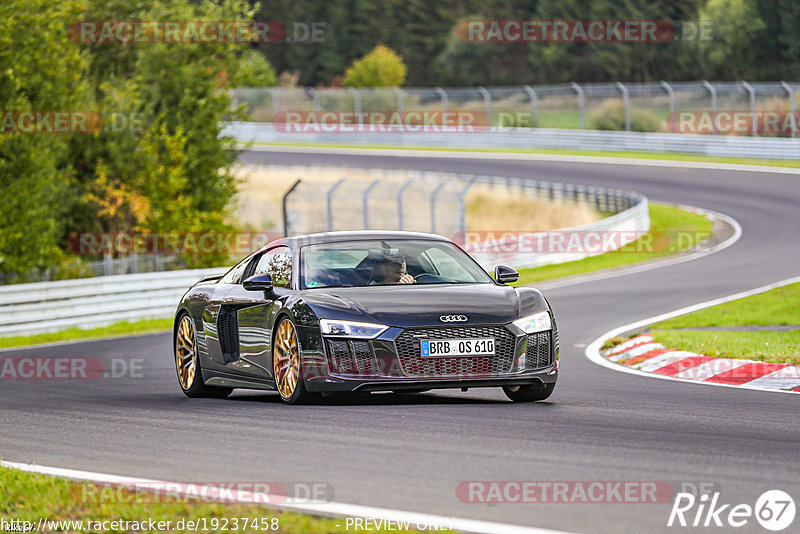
<box><xmin>201</xmin><ymin>254</ymin><xmax>255</xmax><ymax>371</ymax></box>
<box><xmin>224</xmin><ymin>245</ymin><xmax>294</xmax><ymax>379</ymax></box>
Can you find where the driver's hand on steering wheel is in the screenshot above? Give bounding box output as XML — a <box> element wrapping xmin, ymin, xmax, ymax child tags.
<box><xmin>399</xmin><ymin>273</ymin><xmax>416</xmax><ymax>284</ymax></box>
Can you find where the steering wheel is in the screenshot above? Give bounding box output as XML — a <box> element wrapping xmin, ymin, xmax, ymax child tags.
<box><xmin>413</xmin><ymin>273</ymin><xmax>439</xmax><ymax>283</ymax></box>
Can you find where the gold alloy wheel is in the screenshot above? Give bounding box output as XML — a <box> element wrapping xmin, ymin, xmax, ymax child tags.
<box><xmin>175</xmin><ymin>315</ymin><xmax>197</xmax><ymax>390</ymax></box>
<box><xmin>274</xmin><ymin>319</ymin><xmax>300</xmax><ymax>399</ymax></box>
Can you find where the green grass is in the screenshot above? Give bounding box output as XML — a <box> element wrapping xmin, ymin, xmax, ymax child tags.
<box><xmin>0</xmin><ymin>318</ymin><xmax>172</xmax><ymax>350</ymax></box>
<box><xmin>0</xmin><ymin>465</ymin><xmax>436</xmax><ymax>533</ymax></box>
<box><xmin>513</xmin><ymin>202</ymin><xmax>713</xmax><ymax>284</ymax></box>
<box><xmin>251</xmin><ymin>141</ymin><xmax>800</xmax><ymax>169</ymax></box>
<box><xmin>647</xmin><ymin>281</ymin><xmax>800</xmax><ymax>365</ymax></box>
<box><xmin>653</xmin><ymin>283</ymin><xmax>800</xmax><ymax>328</ymax></box>
<box><xmin>649</xmin><ymin>330</ymin><xmax>800</xmax><ymax>365</ymax></box>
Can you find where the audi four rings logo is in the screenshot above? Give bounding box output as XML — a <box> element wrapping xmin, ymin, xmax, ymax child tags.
<box><xmin>440</xmin><ymin>315</ymin><xmax>468</xmax><ymax>322</ymax></box>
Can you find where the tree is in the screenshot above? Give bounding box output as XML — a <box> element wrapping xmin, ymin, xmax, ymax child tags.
<box><xmin>0</xmin><ymin>0</ymin><xmax>89</xmax><ymax>281</ymax></box>
<box><xmin>343</xmin><ymin>45</ymin><xmax>407</xmax><ymax>87</ymax></box>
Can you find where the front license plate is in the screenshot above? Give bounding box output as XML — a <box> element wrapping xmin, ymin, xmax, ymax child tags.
<box><xmin>420</xmin><ymin>338</ymin><xmax>495</xmax><ymax>357</ymax></box>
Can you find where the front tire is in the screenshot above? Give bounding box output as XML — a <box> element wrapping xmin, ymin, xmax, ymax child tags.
<box><xmin>175</xmin><ymin>313</ymin><xmax>232</xmax><ymax>399</ymax></box>
<box><xmin>272</xmin><ymin>317</ymin><xmax>313</xmax><ymax>404</ymax></box>
<box><xmin>503</xmin><ymin>382</ymin><xmax>555</xmax><ymax>402</ymax></box>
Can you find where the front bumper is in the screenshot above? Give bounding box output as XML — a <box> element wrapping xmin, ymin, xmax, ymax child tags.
<box><xmin>300</xmin><ymin>322</ymin><xmax>560</xmax><ymax>393</ymax></box>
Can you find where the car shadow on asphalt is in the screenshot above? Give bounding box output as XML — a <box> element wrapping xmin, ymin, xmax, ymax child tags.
<box><xmin>226</xmin><ymin>391</ymin><xmax>512</xmax><ymax>406</ymax></box>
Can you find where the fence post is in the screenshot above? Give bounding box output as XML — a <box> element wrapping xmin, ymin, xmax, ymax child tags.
<box><xmin>616</xmin><ymin>82</ymin><xmax>631</xmax><ymax>132</ymax></box>
<box><xmin>457</xmin><ymin>179</ymin><xmax>476</xmax><ymax>235</ymax></box>
<box><xmin>660</xmin><ymin>81</ymin><xmax>675</xmax><ymax>131</ymax></box>
<box><xmin>326</xmin><ymin>179</ymin><xmax>347</xmax><ymax>232</ymax></box>
<box><xmin>429</xmin><ymin>181</ymin><xmax>448</xmax><ymax>235</ymax></box>
<box><xmin>523</xmin><ymin>85</ymin><xmax>538</xmax><ymax>128</ymax></box>
<box><xmin>362</xmin><ymin>180</ymin><xmax>380</xmax><ymax>230</ymax></box>
<box><xmin>702</xmin><ymin>81</ymin><xmax>717</xmax><ymax>135</ymax></box>
<box><xmin>307</xmin><ymin>87</ymin><xmax>320</xmax><ymax>112</ymax></box>
<box><xmin>392</xmin><ymin>87</ymin><xmax>404</xmax><ymax>113</ymax></box>
<box><xmin>571</xmin><ymin>82</ymin><xmax>585</xmax><ymax>129</ymax></box>
<box><xmin>739</xmin><ymin>81</ymin><xmax>756</xmax><ymax>136</ymax></box>
<box><xmin>397</xmin><ymin>179</ymin><xmax>415</xmax><ymax>230</ymax></box>
<box><xmin>267</xmin><ymin>88</ymin><xmax>280</xmax><ymax>120</ymax></box>
<box><xmin>477</xmin><ymin>86</ymin><xmax>492</xmax><ymax>126</ymax></box>
<box><xmin>434</xmin><ymin>87</ymin><xmax>448</xmax><ymax>113</ymax></box>
<box><xmin>282</xmin><ymin>178</ymin><xmax>302</xmax><ymax>237</ymax></box>
<box><xmin>781</xmin><ymin>81</ymin><xmax>796</xmax><ymax>138</ymax></box>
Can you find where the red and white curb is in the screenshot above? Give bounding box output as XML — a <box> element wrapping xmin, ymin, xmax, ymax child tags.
<box><xmin>603</xmin><ymin>334</ymin><xmax>800</xmax><ymax>392</ymax></box>
<box><xmin>586</xmin><ymin>275</ymin><xmax>800</xmax><ymax>396</ymax></box>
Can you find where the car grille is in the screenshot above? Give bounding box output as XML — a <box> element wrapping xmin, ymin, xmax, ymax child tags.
<box><xmin>525</xmin><ymin>332</ymin><xmax>552</xmax><ymax>370</ymax></box>
<box><xmin>326</xmin><ymin>339</ymin><xmax>379</xmax><ymax>376</ymax></box>
<box><xmin>394</xmin><ymin>325</ymin><xmax>515</xmax><ymax>377</ymax></box>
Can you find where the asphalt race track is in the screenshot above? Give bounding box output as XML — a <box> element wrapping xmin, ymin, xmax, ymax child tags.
<box><xmin>2</xmin><ymin>149</ymin><xmax>799</xmax><ymax>533</ymax></box>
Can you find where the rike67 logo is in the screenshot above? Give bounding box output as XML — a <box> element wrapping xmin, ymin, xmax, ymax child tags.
<box><xmin>668</xmin><ymin>489</ymin><xmax>795</xmax><ymax>531</ymax></box>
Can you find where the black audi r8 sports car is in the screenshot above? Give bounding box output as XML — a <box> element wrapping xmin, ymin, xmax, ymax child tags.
<box><xmin>173</xmin><ymin>231</ymin><xmax>559</xmax><ymax>404</ymax></box>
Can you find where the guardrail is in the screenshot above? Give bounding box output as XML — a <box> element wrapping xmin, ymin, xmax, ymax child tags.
<box><xmin>227</xmin><ymin>121</ymin><xmax>800</xmax><ymax>160</ymax></box>
<box><xmin>0</xmin><ymin>268</ymin><xmax>226</xmax><ymax>337</ymax></box>
<box><xmin>0</xmin><ymin>172</ymin><xmax>647</xmax><ymax>337</ymax></box>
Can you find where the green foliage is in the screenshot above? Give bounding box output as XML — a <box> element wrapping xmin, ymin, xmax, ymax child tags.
<box><xmin>590</xmin><ymin>100</ymin><xmax>662</xmax><ymax>132</ymax></box>
<box><xmin>692</xmin><ymin>0</ymin><xmax>766</xmax><ymax>79</ymax></box>
<box><xmin>0</xmin><ymin>0</ymin><xmax>89</xmax><ymax>281</ymax></box>
<box><xmin>343</xmin><ymin>45</ymin><xmax>407</xmax><ymax>87</ymax></box>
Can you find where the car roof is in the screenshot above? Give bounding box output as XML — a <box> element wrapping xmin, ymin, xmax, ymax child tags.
<box><xmin>276</xmin><ymin>230</ymin><xmax>452</xmax><ymax>249</ymax></box>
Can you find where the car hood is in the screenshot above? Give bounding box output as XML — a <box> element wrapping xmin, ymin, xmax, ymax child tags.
<box><xmin>299</xmin><ymin>283</ymin><xmax>534</xmax><ymax>327</ymax></box>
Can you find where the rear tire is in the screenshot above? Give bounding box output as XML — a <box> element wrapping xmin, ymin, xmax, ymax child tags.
<box><xmin>503</xmin><ymin>382</ymin><xmax>555</xmax><ymax>402</ymax></box>
<box><xmin>175</xmin><ymin>313</ymin><xmax>233</xmax><ymax>399</ymax></box>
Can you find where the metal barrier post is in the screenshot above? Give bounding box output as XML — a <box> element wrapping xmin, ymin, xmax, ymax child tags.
<box><xmin>282</xmin><ymin>178</ymin><xmax>302</xmax><ymax>237</ymax></box>
<box><xmin>781</xmin><ymin>81</ymin><xmax>796</xmax><ymax>138</ymax></box>
<box><xmin>571</xmin><ymin>82</ymin><xmax>585</xmax><ymax>129</ymax></box>
<box><xmin>362</xmin><ymin>180</ymin><xmax>380</xmax><ymax>229</ymax></box>
<box><xmin>739</xmin><ymin>81</ymin><xmax>756</xmax><ymax>136</ymax></box>
<box><xmin>478</xmin><ymin>86</ymin><xmax>492</xmax><ymax>125</ymax></box>
<box><xmin>457</xmin><ymin>179</ymin><xmax>476</xmax><ymax>235</ymax></box>
<box><xmin>660</xmin><ymin>81</ymin><xmax>675</xmax><ymax>131</ymax></box>
<box><xmin>523</xmin><ymin>85</ymin><xmax>538</xmax><ymax>128</ymax></box>
<box><xmin>429</xmin><ymin>181</ymin><xmax>447</xmax><ymax>235</ymax></box>
<box><xmin>267</xmin><ymin>88</ymin><xmax>279</xmax><ymax>119</ymax></box>
<box><xmin>307</xmin><ymin>88</ymin><xmax>320</xmax><ymax>112</ymax></box>
<box><xmin>434</xmin><ymin>87</ymin><xmax>448</xmax><ymax>113</ymax></box>
<box><xmin>326</xmin><ymin>179</ymin><xmax>347</xmax><ymax>232</ymax></box>
<box><xmin>393</xmin><ymin>87</ymin><xmax>404</xmax><ymax>113</ymax></box>
<box><xmin>702</xmin><ymin>81</ymin><xmax>717</xmax><ymax>135</ymax></box>
<box><xmin>397</xmin><ymin>179</ymin><xmax>415</xmax><ymax>230</ymax></box>
<box><xmin>616</xmin><ymin>82</ymin><xmax>631</xmax><ymax>132</ymax></box>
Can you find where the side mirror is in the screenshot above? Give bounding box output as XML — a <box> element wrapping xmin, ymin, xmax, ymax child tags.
<box><xmin>494</xmin><ymin>265</ymin><xmax>519</xmax><ymax>284</ymax></box>
<box><xmin>243</xmin><ymin>273</ymin><xmax>274</xmax><ymax>296</ymax></box>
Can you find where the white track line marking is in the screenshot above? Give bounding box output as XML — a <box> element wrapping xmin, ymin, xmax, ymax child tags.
<box><xmin>246</xmin><ymin>145</ymin><xmax>800</xmax><ymax>175</ymax></box>
<box><xmin>586</xmin><ymin>275</ymin><xmax>800</xmax><ymax>396</ymax></box>
<box><xmin>0</xmin><ymin>461</ymin><xmax>578</xmax><ymax>534</ymax></box>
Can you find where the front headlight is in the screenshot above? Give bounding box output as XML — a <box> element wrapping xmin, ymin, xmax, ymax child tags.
<box><xmin>319</xmin><ymin>319</ymin><xmax>388</xmax><ymax>339</ymax></box>
<box><xmin>512</xmin><ymin>311</ymin><xmax>552</xmax><ymax>334</ymax></box>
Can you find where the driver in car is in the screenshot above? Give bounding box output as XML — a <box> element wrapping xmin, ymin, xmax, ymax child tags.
<box><xmin>371</xmin><ymin>255</ymin><xmax>415</xmax><ymax>285</ymax></box>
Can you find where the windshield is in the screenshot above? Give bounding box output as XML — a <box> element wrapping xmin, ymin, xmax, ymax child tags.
<box><xmin>300</xmin><ymin>239</ymin><xmax>493</xmax><ymax>289</ymax></box>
